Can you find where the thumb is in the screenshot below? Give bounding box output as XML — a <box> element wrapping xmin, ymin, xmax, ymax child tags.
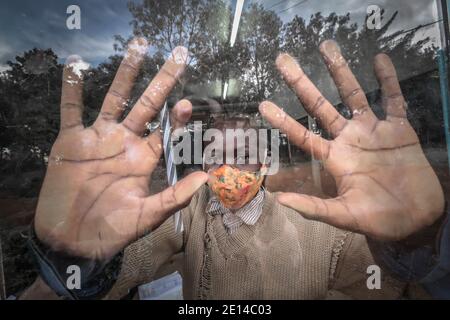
<box><xmin>277</xmin><ymin>192</ymin><xmax>358</xmax><ymax>232</ymax></box>
<box><xmin>139</xmin><ymin>171</ymin><xmax>208</xmax><ymax>236</ymax></box>
<box><xmin>170</xmin><ymin>99</ymin><xmax>192</xmax><ymax>130</ymax></box>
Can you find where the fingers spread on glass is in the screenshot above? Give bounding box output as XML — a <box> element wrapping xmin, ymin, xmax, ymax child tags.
<box><xmin>96</xmin><ymin>37</ymin><xmax>149</xmax><ymax>125</ymax></box>
<box><xmin>319</xmin><ymin>40</ymin><xmax>377</xmax><ymax>125</ymax></box>
<box><xmin>275</xmin><ymin>53</ymin><xmax>347</xmax><ymax>137</ymax></box>
<box><xmin>259</xmin><ymin>101</ymin><xmax>330</xmax><ymax>160</ymax></box>
<box><xmin>122</xmin><ymin>46</ymin><xmax>189</xmax><ymax>135</ymax></box>
<box><xmin>374</xmin><ymin>53</ymin><xmax>407</xmax><ymax>121</ymax></box>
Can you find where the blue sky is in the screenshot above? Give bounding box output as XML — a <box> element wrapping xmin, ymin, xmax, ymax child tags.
<box><xmin>0</xmin><ymin>0</ymin><xmax>443</xmax><ymax>72</ymax></box>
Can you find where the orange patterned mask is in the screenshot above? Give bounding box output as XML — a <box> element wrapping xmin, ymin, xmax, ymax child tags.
<box><xmin>207</xmin><ymin>165</ymin><xmax>264</xmax><ymax>210</ymax></box>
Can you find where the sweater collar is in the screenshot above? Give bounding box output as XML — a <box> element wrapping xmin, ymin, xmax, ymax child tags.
<box><xmin>206</xmin><ymin>189</ymin><xmax>265</xmax><ymax>234</ymax></box>
<box><xmin>208</xmin><ymin>190</ymin><xmax>277</xmax><ymax>258</ymax></box>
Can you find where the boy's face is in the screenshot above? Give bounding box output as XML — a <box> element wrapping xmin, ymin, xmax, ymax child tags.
<box><xmin>204</xmin><ymin>118</ymin><xmax>265</xmax><ymax>210</ymax></box>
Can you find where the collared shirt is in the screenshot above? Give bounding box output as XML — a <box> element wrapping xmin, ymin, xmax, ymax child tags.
<box><xmin>206</xmin><ymin>189</ymin><xmax>265</xmax><ymax>234</ymax></box>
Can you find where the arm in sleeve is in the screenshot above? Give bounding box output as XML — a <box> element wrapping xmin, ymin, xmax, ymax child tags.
<box><xmin>367</xmin><ymin>211</ymin><xmax>450</xmax><ymax>299</ymax></box>
<box><xmin>104</xmin><ymin>191</ymin><xmax>202</xmax><ymax>299</ymax></box>
<box><xmin>329</xmin><ymin>205</ymin><xmax>450</xmax><ymax>300</ymax></box>
<box><xmin>327</xmin><ymin>230</ymin><xmax>407</xmax><ymax>300</ymax></box>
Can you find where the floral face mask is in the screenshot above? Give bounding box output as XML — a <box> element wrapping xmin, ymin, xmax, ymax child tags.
<box><xmin>207</xmin><ymin>165</ymin><xmax>265</xmax><ymax>210</ymax></box>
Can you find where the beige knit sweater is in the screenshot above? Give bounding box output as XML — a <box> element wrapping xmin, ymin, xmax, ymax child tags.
<box><xmin>105</xmin><ymin>186</ymin><xmax>408</xmax><ymax>300</ymax></box>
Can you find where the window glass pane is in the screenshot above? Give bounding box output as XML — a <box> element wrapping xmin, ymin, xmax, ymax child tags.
<box><xmin>0</xmin><ymin>0</ymin><xmax>449</xmax><ymax>299</ymax></box>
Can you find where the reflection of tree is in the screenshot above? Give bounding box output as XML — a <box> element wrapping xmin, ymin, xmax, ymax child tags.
<box><xmin>124</xmin><ymin>0</ymin><xmax>210</xmax><ymax>55</ymax></box>
<box><xmin>0</xmin><ymin>4</ymin><xmax>445</xmax><ymax>199</ymax></box>
<box><xmin>282</xmin><ymin>13</ymin><xmax>359</xmax><ymax>85</ymax></box>
<box><xmin>277</xmin><ymin>11</ymin><xmax>442</xmax><ymax>148</ymax></box>
<box><xmin>117</xmin><ymin>1</ymin><xmax>282</xmax><ymax>104</ymax></box>
<box><xmin>0</xmin><ymin>49</ymin><xmax>62</xmax><ymax>196</ymax></box>
<box><xmin>281</xmin><ymin>11</ymin><xmax>437</xmax><ymax>93</ymax></box>
<box><xmin>239</xmin><ymin>4</ymin><xmax>283</xmax><ymax>102</ymax></box>
<box><xmin>119</xmin><ymin>2</ymin><xmax>439</xmax><ymax>109</ymax></box>
<box><xmin>82</xmin><ymin>53</ymin><xmax>164</xmax><ymax>126</ymax></box>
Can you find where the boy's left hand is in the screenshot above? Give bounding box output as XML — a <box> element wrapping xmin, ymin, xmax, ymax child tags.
<box><xmin>260</xmin><ymin>40</ymin><xmax>445</xmax><ymax>241</ymax></box>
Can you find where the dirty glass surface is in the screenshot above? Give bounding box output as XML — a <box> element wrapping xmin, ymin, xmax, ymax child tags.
<box><xmin>0</xmin><ymin>0</ymin><xmax>449</xmax><ymax>299</ymax></box>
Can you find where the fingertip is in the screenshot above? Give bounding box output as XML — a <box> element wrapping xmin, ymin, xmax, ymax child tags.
<box><xmin>374</xmin><ymin>53</ymin><xmax>393</xmax><ymax>70</ymax></box>
<box><xmin>171</xmin><ymin>100</ymin><xmax>192</xmax><ymax>130</ymax></box>
<box><xmin>134</xmin><ymin>36</ymin><xmax>149</xmax><ymax>48</ymax></box>
<box><xmin>275</xmin><ymin>53</ymin><xmax>305</xmax><ymax>85</ymax></box>
<box><xmin>176</xmin><ymin>99</ymin><xmax>193</xmax><ymax>117</ymax></box>
<box><xmin>127</xmin><ymin>37</ymin><xmax>149</xmax><ymax>56</ymax></box>
<box><xmin>319</xmin><ymin>39</ymin><xmax>339</xmax><ymax>53</ymax></box>
<box><xmin>258</xmin><ymin>101</ymin><xmax>270</xmax><ymax>115</ymax></box>
<box><xmin>206</xmin><ymin>171</ymin><xmax>218</xmax><ymax>185</ymax></box>
<box><xmin>258</xmin><ymin>101</ymin><xmax>281</xmax><ymax>118</ymax></box>
<box><xmin>198</xmin><ymin>170</ymin><xmax>209</xmax><ymax>181</ymax></box>
<box><xmin>319</xmin><ymin>40</ymin><xmax>343</xmax><ymax>65</ymax></box>
<box><xmin>277</xmin><ymin>193</ymin><xmax>308</xmax><ymax>215</ymax></box>
<box><xmin>187</xmin><ymin>171</ymin><xmax>209</xmax><ymax>187</ymax></box>
<box><xmin>374</xmin><ymin>52</ymin><xmax>390</xmax><ymax>61</ymax></box>
<box><xmin>275</xmin><ymin>53</ymin><xmax>295</xmax><ymax>70</ymax></box>
<box><xmin>65</xmin><ymin>54</ymin><xmax>83</xmax><ymax>66</ymax></box>
<box><xmin>276</xmin><ymin>193</ymin><xmax>315</xmax><ymax>220</ymax></box>
<box><xmin>373</xmin><ymin>54</ymin><xmax>399</xmax><ymax>84</ymax></box>
<box><xmin>275</xmin><ymin>52</ymin><xmax>290</xmax><ymax>64</ymax></box>
<box><xmin>277</xmin><ymin>193</ymin><xmax>312</xmax><ymax>211</ymax></box>
<box><xmin>64</xmin><ymin>55</ymin><xmax>90</xmax><ymax>80</ymax></box>
<box><xmin>170</xmin><ymin>46</ymin><xmax>189</xmax><ymax>65</ymax></box>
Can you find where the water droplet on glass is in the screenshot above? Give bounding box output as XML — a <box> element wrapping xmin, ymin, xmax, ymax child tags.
<box><xmin>311</xmin><ymin>123</ymin><xmax>321</xmax><ymax>135</ymax></box>
<box><xmin>116</xmin><ymin>100</ymin><xmax>129</xmax><ymax>111</ymax></box>
<box><xmin>145</xmin><ymin>121</ymin><xmax>161</xmax><ymax>134</ymax></box>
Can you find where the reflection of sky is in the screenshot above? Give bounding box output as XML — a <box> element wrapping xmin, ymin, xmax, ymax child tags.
<box><xmin>0</xmin><ymin>0</ymin><xmax>445</xmax><ymax>72</ymax></box>
<box><xmin>254</xmin><ymin>0</ymin><xmax>443</xmax><ymax>46</ymax></box>
<box><xmin>253</xmin><ymin>0</ymin><xmax>441</xmax><ymax>28</ymax></box>
<box><xmin>0</xmin><ymin>0</ymin><xmax>132</xmax><ymax>71</ymax></box>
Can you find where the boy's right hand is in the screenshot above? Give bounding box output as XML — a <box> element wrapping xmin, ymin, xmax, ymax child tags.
<box><xmin>34</xmin><ymin>38</ymin><xmax>207</xmax><ymax>261</ymax></box>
